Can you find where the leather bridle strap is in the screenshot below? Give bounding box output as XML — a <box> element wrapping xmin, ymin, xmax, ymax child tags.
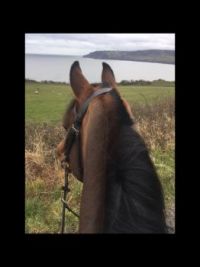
<box><xmin>64</xmin><ymin>87</ymin><xmax>113</xmax><ymax>162</ymax></box>
<box><xmin>75</xmin><ymin>87</ymin><xmax>113</xmax><ymax>127</ymax></box>
<box><xmin>60</xmin><ymin>86</ymin><xmax>113</xmax><ymax>233</ymax></box>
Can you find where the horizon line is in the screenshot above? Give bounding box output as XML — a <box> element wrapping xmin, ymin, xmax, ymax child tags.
<box><xmin>25</xmin><ymin>48</ymin><xmax>175</xmax><ymax>57</ymax></box>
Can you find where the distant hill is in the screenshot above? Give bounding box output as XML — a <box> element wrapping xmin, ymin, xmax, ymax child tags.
<box><xmin>84</xmin><ymin>50</ymin><xmax>175</xmax><ymax>64</ymax></box>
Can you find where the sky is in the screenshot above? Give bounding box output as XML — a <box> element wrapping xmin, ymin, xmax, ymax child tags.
<box><xmin>25</xmin><ymin>33</ymin><xmax>175</xmax><ymax>56</ymax></box>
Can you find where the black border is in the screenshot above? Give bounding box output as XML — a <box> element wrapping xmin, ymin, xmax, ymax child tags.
<box><xmin>8</xmin><ymin>31</ymin><xmax>181</xmax><ymax>250</ymax></box>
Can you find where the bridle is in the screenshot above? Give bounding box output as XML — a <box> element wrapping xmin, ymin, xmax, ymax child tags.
<box><xmin>60</xmin><ymin>86</ymin><xmax>113</xmax><ymax>233</ymax></box>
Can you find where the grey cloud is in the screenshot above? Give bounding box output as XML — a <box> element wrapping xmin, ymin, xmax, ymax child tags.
<box><xmin>25</xmin><ymin>33</ymin><xmax>175</xmax><ymax>55</ymax></box>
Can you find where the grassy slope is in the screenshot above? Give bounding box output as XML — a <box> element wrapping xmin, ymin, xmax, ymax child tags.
<box><xmin>25</xmin><ymin>82</ymin><xmax>175</xmax><ymax>233</ymax></box>
<box><xmin>25</xmin><ymin>82</ymin><xmax>174</xmax><ymax>123</ymax></box>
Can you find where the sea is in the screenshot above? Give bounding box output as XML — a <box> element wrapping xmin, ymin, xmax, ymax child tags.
<box><xmin>25</xmin><ymin>54</ymin><xmax>175</xmax><ymax>83</ymax></box>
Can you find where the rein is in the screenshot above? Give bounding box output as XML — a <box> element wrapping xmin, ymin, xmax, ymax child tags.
<box><xmin>60</xmin><ymin>86</ymin><xmax>113</xmax><ymax>233</ymax></box>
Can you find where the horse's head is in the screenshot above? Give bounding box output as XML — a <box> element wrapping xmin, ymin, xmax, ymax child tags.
<box><xmin>56</xmin><ymin>61</ymin><xmax>133</xmax><ymax>182</ymax></box>
<box><xmin>56</xmin><ymin>62</ymin><xmax>141</xmax><ymax>232</ymax></box>
<box><xmin>56</xmin><ymin>61</ymin><xmax>167</xmax><ymax>233</ymax></box>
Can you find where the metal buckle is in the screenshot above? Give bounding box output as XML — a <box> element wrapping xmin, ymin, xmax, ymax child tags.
<box><xmin>71</xmin><ymin>123</ymin><xmax>79</xmax><ymax>136</ymax></box>
<box><xmin>61</xmin><ymin>186</ymin><xmax>70</xmax><ymax>192</ymax></box>
<box><xmin>61</xmin><ymin>159</ymin><xmax>70</xmax><ymax>170</ymax></box>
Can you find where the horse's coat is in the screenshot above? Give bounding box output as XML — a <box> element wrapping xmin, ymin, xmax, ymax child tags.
<box><xmin>56</xmin><ymin>61</ymin><xmax>167</xmax><ymax>233</ymax></box>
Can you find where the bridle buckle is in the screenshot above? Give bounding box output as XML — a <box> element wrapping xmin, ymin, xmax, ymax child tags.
<box><xmin>71</xmin><ymin>123</ymin><xmax>79</xmax><ymax>136</ymax></box>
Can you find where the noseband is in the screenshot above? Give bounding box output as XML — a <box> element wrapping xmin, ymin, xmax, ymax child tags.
<box><xmin>60</xmin><ymin>86</ymin><xmax>113</xmax><ymax>233</ymax></box>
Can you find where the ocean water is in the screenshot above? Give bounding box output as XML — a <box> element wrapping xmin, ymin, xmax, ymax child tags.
<box><xmin>25</xmin><ymin>54</ymin><xmax>175</xmax><ymax>83</ymax></box>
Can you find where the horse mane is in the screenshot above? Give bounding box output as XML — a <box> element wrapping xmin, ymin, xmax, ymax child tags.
<box><xmin>104</xmin><ymin>90</ymin><xmax>167</xmax><ymax>233</ymax></box>
<box><xmin>109</xmin><ymin>89</ymin><xmax>134</xmax><ymax>126</ymax></box>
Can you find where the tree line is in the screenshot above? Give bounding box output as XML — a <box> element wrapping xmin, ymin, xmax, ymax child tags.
<box><xmin>25</xmin><ymin>79</ymin><xmax>175</xmax><ymax>87</ymax></box>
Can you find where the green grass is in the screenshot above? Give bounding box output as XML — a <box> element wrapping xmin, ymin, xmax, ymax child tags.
<box><xmin>25</xmin><ymin>149</ymin><xmax>174</xmax><ymax>233</ymax></box>
<box><xmin>151</xmin><ymin>149</ymin><xmax>175</xmax><ymax>209</ymax></box>
<box><xmin>25</xmin><ymin>82</ymin><xmax>174</xmax><ymax>123</ymax></box>
<box><xmin>25</xmin><ymin>175</ymin><xmax>82</xmax><ymax>233</ymax></box>
<box><xmin>25</xmin><ymin>81</ymin><xmax>175</xmax><ymax>233</ymax></box>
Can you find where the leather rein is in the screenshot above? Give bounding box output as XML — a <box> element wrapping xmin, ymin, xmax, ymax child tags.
<box><xmin>60</xmin><ymin>86</ymin><xmax>113</xmax><ymax>233</ymax></box>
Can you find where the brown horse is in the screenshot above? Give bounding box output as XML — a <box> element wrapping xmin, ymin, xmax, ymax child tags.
<box><xmin>56</xmin><ymin>61</ymin><xmax>167</xmax><ymax>233</ymax></box>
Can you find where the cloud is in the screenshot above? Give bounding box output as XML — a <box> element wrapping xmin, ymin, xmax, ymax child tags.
<box><xmin>25</xmin><ymin>33</ymin><xmax>175</xmax><ymax>55</ymax></box>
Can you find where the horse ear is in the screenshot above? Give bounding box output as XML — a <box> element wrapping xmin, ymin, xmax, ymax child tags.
<box><xmin>101</xmin><ymin>62</ymin><xmax>116</xmax><ymax>88</ymax></box>
<box><xmin>70</xmin><ymin>61</ymin><xmax>90</xmax><ymax>98</ymax></box>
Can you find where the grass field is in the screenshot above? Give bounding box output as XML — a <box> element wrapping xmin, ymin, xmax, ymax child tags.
<box><xmin>25</xmin><ymin>82</ymin><xmax>174</xmax><ymax>123</ymax></box>
<box><xmin>25</xmin><ymin>82</ymin><xmax>175</xmax><ymax>233</ymax></box>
